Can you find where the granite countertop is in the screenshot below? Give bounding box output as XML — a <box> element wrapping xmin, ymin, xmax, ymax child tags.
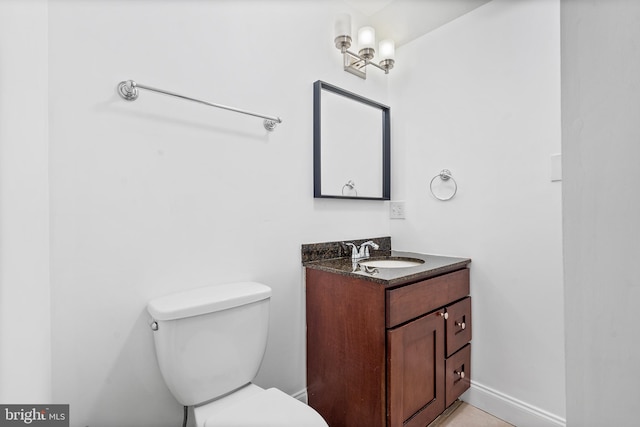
<box><xmin>304</xmin><ymin>250</ymin><xmax>471</xmax><ymax>287</ymax></box>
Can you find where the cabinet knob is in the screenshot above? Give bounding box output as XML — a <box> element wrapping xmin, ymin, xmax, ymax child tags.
<box><xmin>454</xmin><ymin>370</ymin><xmax>465</xmax><ymax>379</ymax></box>
<box><xmin>456</xmin><ymin>321</ymin><xmax>466</xmax><ymax>330</ymax></box>
<box><xmin>439</xmin><ymin>312</ymin><xmax>449</xmax><ymax>320</ymax></box>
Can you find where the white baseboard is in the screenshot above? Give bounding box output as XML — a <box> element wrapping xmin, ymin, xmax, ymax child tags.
<box><xmin>291</xmin><ymin>388</ymin><xmax>308</xmax><ymax>404</ymax></box>
<box><xmin>293</xmin><ymin>383</ymin><xmax>565</xmax><ymax>427</ymax></box>
<box><xmin>462</xmin><ymin>381</ymin><xmax>566</xmax><ymax>427</ymax></box>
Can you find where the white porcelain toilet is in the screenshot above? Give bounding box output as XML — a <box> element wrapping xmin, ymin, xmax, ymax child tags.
<box><xmin>147</xmin><ymin>281</ymin><xmax>328</xmax><ymax>427</ymax></box>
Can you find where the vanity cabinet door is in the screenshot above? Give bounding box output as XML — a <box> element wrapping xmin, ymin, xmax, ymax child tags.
<box><xmin>387</xmin><ymin>311</ymin><xmax>445</xmax><ymax>427</ymax></box>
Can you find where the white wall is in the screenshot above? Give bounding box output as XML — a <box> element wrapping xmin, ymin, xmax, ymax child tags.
<box><xmin>47</xmin><ymin>1</ymin><xmax>389</xmax><ymax>426</ymax></box>
<box><xmin>0</xmin><ymin>0</ymin><xmax>51</xmax><ymax>403</ymax></box>
<box><xmin>561</xmin><ymin>1</ymin><xmax>640</xmax><ymax>426</ymax></box>
<box><xmin>390</xmin><ymin>1</ymin><xmax>565</xmax><ymax>426</ymax></box>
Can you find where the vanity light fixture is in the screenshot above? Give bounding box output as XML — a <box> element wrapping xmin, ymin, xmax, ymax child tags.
<box><xmin>334</xmin><ymin>14</ymin><xmax>395</xmax><ymax>79</ymax></box>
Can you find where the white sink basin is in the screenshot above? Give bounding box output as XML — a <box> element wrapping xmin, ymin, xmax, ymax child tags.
<box><xmin>359</xmin><ymin>257</ymin><xmax>425</xmax><ymax>269</ymax></box>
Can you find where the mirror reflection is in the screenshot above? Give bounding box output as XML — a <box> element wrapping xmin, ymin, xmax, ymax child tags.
<box><xmin>313</xmin><ymin>81</ymin><xmax>390</xmax><ymax>200</ymax></box>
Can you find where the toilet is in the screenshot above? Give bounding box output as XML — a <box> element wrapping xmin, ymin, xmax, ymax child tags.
<box><xmin>147</xmin><ymin>281</ymin><xmax>328</xmax><ymax>427</ymax></box>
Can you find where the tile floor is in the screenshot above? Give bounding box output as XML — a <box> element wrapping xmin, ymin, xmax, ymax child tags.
<box><xmin>429</xmin><ymin>401</ymin><xmax>514</xmax><ymax>427</ymax></box>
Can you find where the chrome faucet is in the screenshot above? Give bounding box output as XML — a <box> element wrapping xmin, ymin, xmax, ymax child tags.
<box><xmin>343</xmin><ymin>240</ymin><xmax>380</xmax><ymax>260</ymax></box>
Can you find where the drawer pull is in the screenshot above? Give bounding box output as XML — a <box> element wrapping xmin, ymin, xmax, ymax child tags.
<box><xmin>455</xmin><ymin>321</ymin><xmax>466</xmax><ymax>330</ymax></box>
<box><xmin>454</xmin><ymin>370</ymin><xmax>465</xmax><ymax>379</ymax></box>
<box><xmin>440</xmin><ymin>311</ymin><xmax>449</xmax><ymax>320</ymax></box>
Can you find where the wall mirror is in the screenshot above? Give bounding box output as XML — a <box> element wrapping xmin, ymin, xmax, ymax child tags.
<box><xmin>313</xmin><ymin>80</ymin><xmax>390</xmax><ymax>200</ymax></box>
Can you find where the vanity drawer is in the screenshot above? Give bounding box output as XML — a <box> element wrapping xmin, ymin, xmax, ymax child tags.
<box><xmin>445</xmin><ymin>344</ymin><xmax>471</xmax><ymax>407</ymax></box>
<box><xmin>446</xmin><ymin>297</ymin><xmax>472</xmax><ymax>357</ymax></box>
<box><xmin>386</xmin><ymin>269</ymin><xmax>469</xmax><ymax>328</ymax></box>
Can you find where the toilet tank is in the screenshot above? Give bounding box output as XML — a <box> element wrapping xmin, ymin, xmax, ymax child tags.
<box><xmin>147</xmin><ymin>282</ymin><xmax>272</xmax><ymax>406</ymax></box>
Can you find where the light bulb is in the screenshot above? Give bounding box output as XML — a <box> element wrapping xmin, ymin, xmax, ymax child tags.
<box><xmin>358</xmin><ymin>26</ymin><xmax>376</xmax><ymax>50</ymax></box>
<box><xmin>334</xmin><ymin>14</ymin><xmax>351</xmax><ymax>38</ymax></box>
<box><xmin>357</xmin><ymin>26</ymin><xmax>376</xmax><ymax>59</ymax></box>
<box><xmin>379</xmin><ymin>39</ymin><xmax>395</xmax><ymax>61</ymax></box>
<box><xmin>334</xmin><ymin>13</ymin><xmax>352</xmax><ymax>51</ymax></box>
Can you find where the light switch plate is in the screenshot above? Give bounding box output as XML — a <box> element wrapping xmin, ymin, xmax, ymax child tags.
<box><xmin>390</xmin><ymin>201</ymin><xmax>406</xmax><ymax>219</ymax></box>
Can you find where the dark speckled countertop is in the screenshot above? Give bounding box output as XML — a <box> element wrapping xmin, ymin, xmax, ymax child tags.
<box><xmin>304</xmin><ymin>250</ymin><xmax>471</xmax><ymax>288</ymax></box>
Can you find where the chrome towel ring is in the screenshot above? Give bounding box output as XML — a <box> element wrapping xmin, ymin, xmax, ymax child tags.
<box><xmin>430</xmin><ymin>169</ymin><xmax>458</xmax><ymax>201</ymax></box>
<box><xmin>342</xmin><ymin>180</ymin><xmax>358</xmax><ymax>196</ymax></box>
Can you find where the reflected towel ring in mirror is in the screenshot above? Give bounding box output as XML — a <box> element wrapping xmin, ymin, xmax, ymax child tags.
<box><xmin>430</xmin><ymin>169</ymin><xmax>457</xmax><ymax>201</ymax></box>
<box><xmin>342</xmin><ymin>180</ymin><xmax>358</xmax><ymax>196</ymax></box>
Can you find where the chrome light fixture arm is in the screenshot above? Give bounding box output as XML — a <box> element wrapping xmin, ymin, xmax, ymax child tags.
<box><xmin>343</xmin><ymin>49</ymin><xmax>393</xmax><ymax>76</ymax></box>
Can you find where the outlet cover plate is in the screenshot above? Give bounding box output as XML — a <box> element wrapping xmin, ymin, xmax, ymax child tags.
<box><xmin>390</xmin><ymin>201</ymin><xmax>406</xmax><ymax>219</ymax></box>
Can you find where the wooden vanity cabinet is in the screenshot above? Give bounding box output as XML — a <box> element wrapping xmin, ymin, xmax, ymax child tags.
<box><xmin>306</xmin><ymin>267</ymin><xmax>472</xmax><ymax>427</ymax></box>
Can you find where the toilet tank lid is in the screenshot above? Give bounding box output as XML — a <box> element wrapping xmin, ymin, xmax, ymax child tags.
<box><xmin>147</xmin><ymin>282</ymin><xmax>272</xmax><ymax>321</ymax></box>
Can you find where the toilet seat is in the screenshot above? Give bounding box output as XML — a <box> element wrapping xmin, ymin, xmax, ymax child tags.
<box><xmin>196</xmin><ymin>386</ymin><xmax>328</xmax><ymax>427</ymax></box>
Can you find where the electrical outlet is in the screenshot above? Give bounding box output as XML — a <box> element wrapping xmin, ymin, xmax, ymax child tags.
<box><xmin>390</xmin><ymin>201</ymin><xmax>406</xmax><ymax>219</ymax></box>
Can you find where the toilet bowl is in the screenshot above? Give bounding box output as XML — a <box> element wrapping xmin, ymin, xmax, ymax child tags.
<box><xmin>194</xmin><ymin>384</ymin><xmax>327</xmax><ymax>427</ymax></box>
<box><xmin>147</xmin><ymin>282</ymin><xmax>327</xmax><ymax>427</ymax></box>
